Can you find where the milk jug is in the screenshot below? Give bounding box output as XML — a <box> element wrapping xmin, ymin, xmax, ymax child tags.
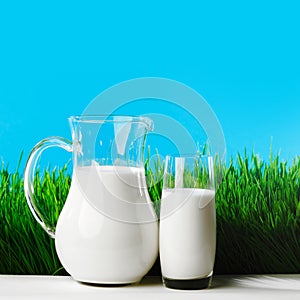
<box><xmin>24</xmin><ymin>115</ymin><xmax>158</xmax><ymax>284</ymax></box>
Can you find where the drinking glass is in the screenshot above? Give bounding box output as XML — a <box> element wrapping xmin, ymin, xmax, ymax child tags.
<box><xmin>159</xmin><ymin>154</ymin><xmax>216</xmax><ymax>290</ymax></box>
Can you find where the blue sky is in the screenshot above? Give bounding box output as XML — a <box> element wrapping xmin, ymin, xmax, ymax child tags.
<box><xmin>1</xmin><ymin>1</ymin><xmax>300</xmax><ymax>171</ymax></box>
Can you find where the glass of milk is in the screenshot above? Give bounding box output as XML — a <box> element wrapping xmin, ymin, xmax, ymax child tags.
<box><xmin>159</xmin><ymin>154</ymin><xmax>216</xmax><ymax>290</ymax></box>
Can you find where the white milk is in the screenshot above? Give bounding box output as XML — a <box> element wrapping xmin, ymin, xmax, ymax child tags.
<box><xmin>55</xmin><ymin>165</ymin><xmax>158</xmax><ymax>284</ymax></box>
<box><xmin>159</xmin><ymin>188</ymin><xmax>216</xmax><ymax>280</ymax></box>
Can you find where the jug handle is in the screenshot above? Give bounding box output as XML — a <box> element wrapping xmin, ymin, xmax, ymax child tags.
<box><xmin>24</xmin><ymin>136</ymin><xmax>72</xmax><ymax>238</ymax></box>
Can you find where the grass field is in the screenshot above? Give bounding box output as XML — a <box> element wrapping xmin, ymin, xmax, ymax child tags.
<box><xmin>0</xmin><ymin>150</ymin><xmax>300</xmax><ymax>275</ymax></box>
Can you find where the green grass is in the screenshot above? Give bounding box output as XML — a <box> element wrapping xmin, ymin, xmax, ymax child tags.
<box><xmin>0</xmin><ymin>161</ymin><xmax>70</xmax><ymax>275</ymax></box>
<box><xmin>0</xmin><ymin>150</ymin><xmax>300</xmax><ymax>275</ymax></box>
<box><xmin>215</xmin><ymin>151</ymin><xmax>300</xmax><ymax>274</ymax></box>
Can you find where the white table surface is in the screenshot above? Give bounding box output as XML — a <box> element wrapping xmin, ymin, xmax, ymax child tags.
<box><xmin>1</xmin><ymin>274</ymin><xmax>300</xmax><ymax>300</ymax></box>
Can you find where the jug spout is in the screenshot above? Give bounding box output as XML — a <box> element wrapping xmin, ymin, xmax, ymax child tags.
<box><xmin>139</xmin><ymin>116</ymin><xmax>154</xmax><ymax>132</ymax></box>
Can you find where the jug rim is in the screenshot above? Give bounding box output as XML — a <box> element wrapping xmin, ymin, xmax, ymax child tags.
<box><xmin>69</xmin><ymin>115</ymin><xmax>154</xmax><ymax>130</ymax></box>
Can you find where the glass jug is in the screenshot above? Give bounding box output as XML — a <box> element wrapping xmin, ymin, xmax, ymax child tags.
<box><xmin>24</xmin><ymin>115</ymin><xmax>158</xmax><ymax>285</ymax></box>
